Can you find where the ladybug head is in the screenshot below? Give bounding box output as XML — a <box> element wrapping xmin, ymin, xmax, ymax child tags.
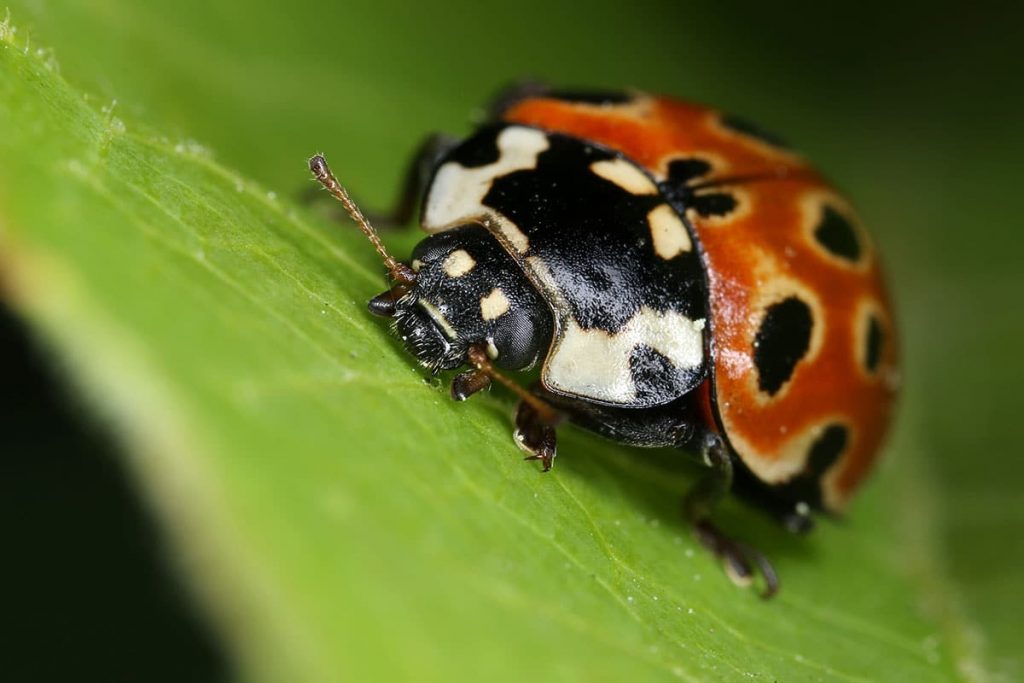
<box><xmin>371</xmin><ymin>225</ymin><xmax>553</xmax><ymax>373</ymax></box>
<box><xmin>308</xmin><ymin>154</ymin><xmax>552</xmax><ymax>375</ymax></box>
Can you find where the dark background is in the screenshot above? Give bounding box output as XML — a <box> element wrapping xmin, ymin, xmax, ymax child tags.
<box><xmin>2</xmin><ymin>1</ymin><xmax>1021</xmax><ymax>680</ymax></box>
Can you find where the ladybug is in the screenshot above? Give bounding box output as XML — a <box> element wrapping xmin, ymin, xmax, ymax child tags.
<box><xmin>309</xmin><ymin>86</ymin><xmax>899</xmax><ymax>597</ymax></box>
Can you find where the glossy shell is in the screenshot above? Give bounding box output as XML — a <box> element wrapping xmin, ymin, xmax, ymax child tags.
<box><xmin>496</xmin><ymin>91</ymin><xmax>900</xmax><ymax>511</ymax></box>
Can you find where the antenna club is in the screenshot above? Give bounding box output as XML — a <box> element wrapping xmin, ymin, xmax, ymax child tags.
<box><xmin>309</xmin><ymin>154</ymin><xmax>330</xmax><ymax>181</ymax></box>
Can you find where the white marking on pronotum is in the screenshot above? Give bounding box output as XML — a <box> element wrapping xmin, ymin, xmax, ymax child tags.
<box><xmin>647</xmin><ymin>204</ymin><xmax>692</xmax><ymax>259</ymax></box>
<box><xmin>416</xmin><ymin>299</ymin><xmax>458</xmax><ymax>340</ymax></box>
<box><xmin>589</xmin><ymin>159</ymin><xmax>658</xmax><ymax>195</ymax></box>
<box><xmin>480</xmin><ymin>288</ymin><xmax>511</xmax><ymax>321</ymax></box>
<box><xmin>442</xmin><ymin>249</ymin><xmax>476</xmax><ymax>278</ymax></box>
<box><xmin>423</xmin><ymin>126</ymin><xmax>549</xmax><ymax>254</ymax></box>
<box><xmin>544</xmin><ymin>307</ymin><xmax>705</xmax><ymax>405</ymax></box>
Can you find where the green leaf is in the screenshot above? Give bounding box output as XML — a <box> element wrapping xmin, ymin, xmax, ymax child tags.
<box><xmin>1</xmin><ymin>6</ymin><xmax>1015</xmax><ymax>682</ymax></box>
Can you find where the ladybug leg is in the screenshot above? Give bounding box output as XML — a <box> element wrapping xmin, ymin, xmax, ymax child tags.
<box><xmin>513</xmin><ymin>396</ymin><xmax>558</xmax><ymax>472</ymax></box>
<box><xmin>450</xmin><ymin>368</ymin><xmax>492</xmax><ymax>401</ymax></box>
<box><xmin>684</xmin><ymin>433</ymin><xmax>780</xmax><ymax>598</ymax></box>
<box><xmin>457</xmin><ymin>346</ymin><xmax>561</xmax><ymax>471</ymax></box>
<box><xmin>305</xmin><ymin>133</ymin><xmax>458</xmax><ymax>228</ymax></box>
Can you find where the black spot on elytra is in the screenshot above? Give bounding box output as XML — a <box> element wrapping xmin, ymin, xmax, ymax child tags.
<box><xmin>754</xmin><ymin>297</ymin><xmax>814</xmax><ymax>395</ymax></box>
<box><xmin>691</xmin><ymin>193</ymin><xmax>738</xmax><ymax>217</ymax></box>
<box><xmin>660</xmin><ymin>157</ymin><xmax>739</xmax><ymax>220</ymax></box>
<box><xmin>720</xmin><ymin>114</ymin><xmax>790</xmax><ymax>149</ymax></box>
<box><xmin>666</xmin><ymin>158</ymin><xmax>713</xmax><ymax>184</ymax></box>
<box><xmin>807</xmin><ymin>424</ymin><xmax>848</xmax><ymax>475</ymax></box>
<box><xmin>865</xmin><ymin>315</ymin><xmax>883</xmax><ymax>373</ymax></box>
<box><xmin>814</xmin><ymin>205</ymin><xmax>862</xmax><ymax>262</ymax></box>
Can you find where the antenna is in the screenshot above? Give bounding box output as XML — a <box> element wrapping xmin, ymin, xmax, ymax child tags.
<box><xmin>308</xmin><ymin>154</ymin><xmax>417</xmax><ymax>284</ymax></box>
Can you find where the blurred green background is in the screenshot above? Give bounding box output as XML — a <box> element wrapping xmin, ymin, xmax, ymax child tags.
<box><xmin>1</xmin><ymin>1</ymin><xmax>1021</xmax><ymax>681</ymax></box>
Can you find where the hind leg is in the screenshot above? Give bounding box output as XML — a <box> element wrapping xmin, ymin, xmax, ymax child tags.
<box><xmin>685</xmin><ymin>433</ymin><xmax>780</xmax><ymax>598</ymax></box>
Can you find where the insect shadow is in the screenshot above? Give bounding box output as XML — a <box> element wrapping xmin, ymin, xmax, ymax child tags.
<box><xmin>467</xmin><ymin>386</ymin><xmax>817</xmax><ymax>576</ymax></box>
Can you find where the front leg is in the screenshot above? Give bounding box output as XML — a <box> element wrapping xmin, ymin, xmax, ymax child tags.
<box><xmin>450</xmin><ymin>350</ymin><xmax>560</xmax><ymax>471</ymax></box>
<box><xmin>510</xmin><ymin>382</ymin><xmax>703</xmax><ymax>473</ymax></box>
<box><xmin>450</xmin><ymin>362</ymin><xmax>557</xmax><ymax>471</ymax></box>
<box><xmin>513</xmin><ymin>397</ymin><xmax>557</xmax><ymax>472</ymax></box>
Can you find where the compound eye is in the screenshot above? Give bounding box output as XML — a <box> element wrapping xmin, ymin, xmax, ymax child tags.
<box><xmin>490</xmin><ymin>307</ymin><xmax>543</xmax><ymax>371</ymax></box>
